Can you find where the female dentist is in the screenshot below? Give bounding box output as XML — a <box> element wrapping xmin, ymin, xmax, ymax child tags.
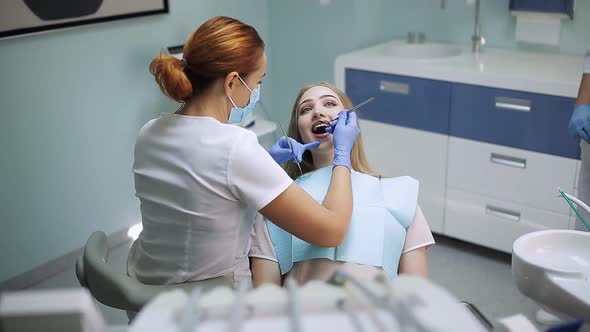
<box><xmin>126</xmin><ymin>16</ymin><xmax>360</xmax><ymax>289</ymax></box>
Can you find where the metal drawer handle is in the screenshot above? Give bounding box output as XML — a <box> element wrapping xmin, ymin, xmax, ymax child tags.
<box><xmin>490</xmin><ymin>152</ymin><xmax>526</xmax><ymax>169</ymax></box>
<box><xmin>379</xmin><ymin>80</ymin><xmax>410</xmax><ymax>95</ymax></box>
<box><xmin>486</xmin><ymin>205</ymin><xmax>521</xmax><ymax>222</ymax></box>
<box><xmin>495</xmin><ymin>96</ymin><xmax>531</xmax><ymax>112</ymax></box>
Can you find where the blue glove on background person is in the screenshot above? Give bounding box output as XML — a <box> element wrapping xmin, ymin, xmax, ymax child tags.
<box><xmin>331</xmin><ymin>110</ymin><xmax>360</xmax><ymax>170</ymax></box>
<box><xmin>568</xmin><ymin>104</ymin><xmax>590</xmax><ymax>143</ymax></box>
<box><xmin>268</xmin><ymin>137</ymin><xmax>320</xmax><ymax>165</ymax></box>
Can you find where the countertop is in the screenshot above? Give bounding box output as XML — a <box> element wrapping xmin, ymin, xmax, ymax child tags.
<box><xmin>335</xmin><ymin>40</ymin><xmax>584</xmax><ymax>98</ymax></box>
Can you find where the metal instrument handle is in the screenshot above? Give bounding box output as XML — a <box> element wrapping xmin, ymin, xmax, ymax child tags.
<box><xmin>349</xmin><ymin>96</ymin><xmax>375</xmax><ymax>112</ymax></box>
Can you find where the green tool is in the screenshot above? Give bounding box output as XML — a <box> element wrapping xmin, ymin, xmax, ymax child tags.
<box><xmin>558</xmin><ymin>188</ymin><xmax>590</xmax><ymax>231</ymax></box>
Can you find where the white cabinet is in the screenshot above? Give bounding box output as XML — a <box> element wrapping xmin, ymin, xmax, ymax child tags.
<box><xmin>446</xmin><ymin>137</ymin><xmax>578</xmax><ymax>216</ymax></box>
<box><xmin>443</xmin><ymin>137</ymin><xmax>578</xmax><ymax>252</ymax></box>
<box><xmin>444</xmin><ymin>189</ymin><xmax>571</xmax><ymax>252</ymax></box>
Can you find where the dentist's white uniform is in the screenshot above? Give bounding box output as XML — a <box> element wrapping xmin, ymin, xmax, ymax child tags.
<box><xmin>127</xmin><ymin>113</ymin><xmax>292</xmax><ymax>287</ymax></box>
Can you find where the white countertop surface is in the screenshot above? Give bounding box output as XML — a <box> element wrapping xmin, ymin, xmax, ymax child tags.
<box><xmin>335</xmin><ymin>40</ymin><xmax>584</xmax><ymax>98</ymax></box>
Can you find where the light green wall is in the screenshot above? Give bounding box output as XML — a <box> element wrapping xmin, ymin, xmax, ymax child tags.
<box><xmin>384</xmin><ymin>0</ymin><xmax>590</xmax><ymax>55</ymax></box>
<box><xmin>0</xmin><ymin>1</ymin><xmax>270</xmax><ymax>282</ymax></box>
<box><xmin>268</xmin><ymin>0</ymin><xmax>590</xmax><ymax>128</ymax></box>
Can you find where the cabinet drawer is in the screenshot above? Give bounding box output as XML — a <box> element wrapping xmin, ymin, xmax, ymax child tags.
<box><xmin>359</xmin><ymin>119</ymin><xmax>447</xmax><ymax>233</ymax></box>
<box><xmin>447</xmin><ymin>137</ymin><xmax>578</xmax><ymax>214</ymax></box>
<box><xmin>444</xmin><ymin>189</ymin><xmax>571</xmax><ymax>253</ymax></box>
<box><xmin>450</xmin><ymin>83</ymin><xmax>579</xmax><ymax>159</ymax></box>
<box><xmin>346</xmin><ymin>69</ymin><xmax>451</xmax><ymax>135</ymax></box>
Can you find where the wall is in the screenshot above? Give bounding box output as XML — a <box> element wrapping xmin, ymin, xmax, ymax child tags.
<box><xmin>268</xmin><ymin>0</ymin><xmax>590</xmax><ymax>128</ymax></box>
<box><xmin>0</xmin><ymin>0</ymin><xmax>270</xmax><ymax>283</ymax></box>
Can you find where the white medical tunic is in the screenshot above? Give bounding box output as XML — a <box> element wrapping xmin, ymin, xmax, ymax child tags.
<box><xmin>127</xmin><ymin>113</ymin><xmax>292</xmax><ymax>285</ymax></box>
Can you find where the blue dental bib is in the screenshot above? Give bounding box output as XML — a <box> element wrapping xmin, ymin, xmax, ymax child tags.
<box><xmin>267</xmin><ymin>166</ymin><xmax>419</xmax><ymax>279</ymax></box>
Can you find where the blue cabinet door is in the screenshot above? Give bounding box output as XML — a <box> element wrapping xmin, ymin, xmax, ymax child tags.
<box><xmin>345</xmin><ymin>69</ymin><xmax>451</xmax><ymax>135</ymax></box>
<box><xmin>450</xmin><ymin>83</ymin><xmax>579</xmax><ymax>159</ymax></box>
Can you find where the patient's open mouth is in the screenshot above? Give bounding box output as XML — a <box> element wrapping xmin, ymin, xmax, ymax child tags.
<box><xmin>312</xmin><ymin>120</ymin><xmax>331</xmax><ymax>134</ymax></box>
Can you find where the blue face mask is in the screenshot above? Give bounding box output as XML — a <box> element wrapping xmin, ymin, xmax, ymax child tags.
<box><xmin>227</xmin><ymin>76</ymin><xmax>260</xmax><ymax>124</ymax></box>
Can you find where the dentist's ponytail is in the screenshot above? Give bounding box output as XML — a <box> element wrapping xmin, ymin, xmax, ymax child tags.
<box><xmin>149</xmin><ymin>16</ymin><xmax>265</xmax><ymax>103</ymax></box>
<box><xmin>149</xmin><ymin>55</ymin><xmax>192</xmax><ymax>103</ymax></box>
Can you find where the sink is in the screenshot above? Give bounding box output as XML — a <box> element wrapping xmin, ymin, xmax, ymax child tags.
<box><xmin>512</xmin><ymin>230</ymin><xmax>590</xmax><ymax>321</ymax></box>
<box><xmin>377</xmin><ymin>43</ymin><xmax>462</xmax><ymax>60</ymax></box>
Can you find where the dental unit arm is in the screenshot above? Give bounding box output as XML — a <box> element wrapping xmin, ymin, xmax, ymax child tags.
<box><xmin>2</xmin><ymin>271</ymin><xmax>551</xmax><ymax>331</ymax></box>
<box><xmin>129</xmin><ymin>273</ymin><xmax>492</xmax><ymax>332</ymax></box>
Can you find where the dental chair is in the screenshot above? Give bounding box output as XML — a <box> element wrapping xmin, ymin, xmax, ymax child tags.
<box><xmin>75</xmin><ymin>231</ymin><xmax>232</xmax><ymax>318</ymax></box>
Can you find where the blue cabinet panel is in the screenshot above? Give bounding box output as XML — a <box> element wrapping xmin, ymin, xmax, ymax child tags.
<box><xmin>450</xmin><ymin>83</ymin><xmax>579</xmax><ymax>159</ymax></box>
<box><xmin>509</xmin><ymin>0</ymin><xmax>574</xmax><ymax>19</ymax></box>
<box><xmin>345</xmin><ymin>69</ymin><xmax>451</xmax><ymax>135</ymax></box>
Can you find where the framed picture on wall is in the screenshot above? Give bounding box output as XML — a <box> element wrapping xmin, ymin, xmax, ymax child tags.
<box><xmin>0</xmin><ymin>0</ymin><xmax>169</xmax><ymax>39</ymax></box>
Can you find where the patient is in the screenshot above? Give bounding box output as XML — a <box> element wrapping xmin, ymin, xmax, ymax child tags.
<box><xmin>249</xmin><ymin>82</ymin><xmax>435</xmax><ymax>286</ymax></box>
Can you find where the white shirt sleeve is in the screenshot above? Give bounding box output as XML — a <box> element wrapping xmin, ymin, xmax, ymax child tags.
<box><xmin>227</xmin><ymin>131</ymin><xmax>293</xmax><ymax>211</ymax></box>
<box><xmin>249</xmin><ymin>214</ymin><xmax>278</xmax><ymax>262</ymax></box>
<box><xmin>402</xmin><ymin>205</ymin><xmax>435</xmax><ymax>254</ymax></box>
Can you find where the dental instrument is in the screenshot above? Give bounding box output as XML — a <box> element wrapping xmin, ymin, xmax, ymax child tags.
<box><xmin>557</xmin><ymin>187</ymin><xmax>590</xmax><ymax>231</ymax></box>
<box><xmin>255</xmin><ymin>98</ymin><xmax>302</xmax><ymax>175</ymax></box>
<box><xmin>317</xmin><ymin>96</ymin><xmax>375</xmax><ymax>134</ymax></box>
<box><xmin>278</xmin><ymin>122</ymin><xmax>303</xmax><ymax>177</ymax></box>
<box><xmin>331</xmin><ymin>96</ymin><xmax>375</xmax><ymax>122</ymax></box>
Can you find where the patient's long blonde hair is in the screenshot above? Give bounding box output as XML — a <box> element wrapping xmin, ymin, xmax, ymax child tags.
<box><xmin>284</xmin><ymin>82</ymin><xmax>380</xmax><ymax>180</ymax></box>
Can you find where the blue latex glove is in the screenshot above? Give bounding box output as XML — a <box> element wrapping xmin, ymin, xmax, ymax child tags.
<box><xmin>267</xmin><ymin>136</ymin><xmax>320</xmax><ymax>165</ymax></box>
<box><xmin>331</xmin><ymin>110</ymin><xmax>360</xmax><ymax>170</ymax></box>
<box><xmin>568</xmin><ymin>104</ymin><xmax>590</xmax><ymax>143</ymax></box>
<box><xmin>325</xmin><ymin>113</ymin><xmax>345</xmax><ymax>134</ymax></box>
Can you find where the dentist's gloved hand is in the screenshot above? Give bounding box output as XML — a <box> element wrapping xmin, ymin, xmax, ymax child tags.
<box><xmin>267</xmin><ymin>136</ymin><xmax>320</xmax><ymax>165</ymax></box>
<box><xmin>332</xmin><ymin>110</ymin><xmax>360</xmax><ymax>170</ymax></box>
<box><xmin>325</xmin><ymin>118</ymin><xmax>338</xmax><ymax>134</ymax></box>
<box><xmin>568</xmin><ymin>104</ymin><xmax>590</xmax><ymax>143</ymax></box>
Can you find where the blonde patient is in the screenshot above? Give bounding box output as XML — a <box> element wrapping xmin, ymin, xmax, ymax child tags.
<box><xmin>249</xmin><ymin>82</ymin><xmax>435</xmax><ymax>286</ymax></box>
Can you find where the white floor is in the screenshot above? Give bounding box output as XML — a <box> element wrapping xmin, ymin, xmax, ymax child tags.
<box><xmin>27</xmin><ymin>234</ymin><xmax>544</xmax><ymax>330</ymax></box>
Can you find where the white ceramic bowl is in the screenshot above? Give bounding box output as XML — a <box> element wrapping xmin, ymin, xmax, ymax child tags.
<box><xmin>512</xmin><ymin>230</ymin><xmax>590</xmax><ymax>321</ymax></box>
